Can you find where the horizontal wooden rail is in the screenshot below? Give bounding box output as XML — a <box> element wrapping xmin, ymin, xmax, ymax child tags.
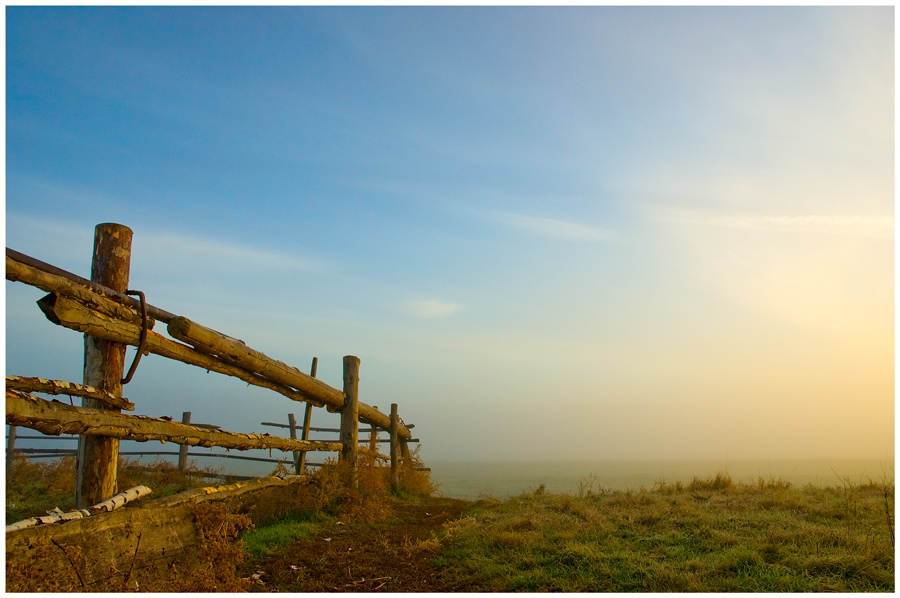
<box><xmin>6</xmin><ymin>248</ymin><xmax>177</xmax><ymax>323</ymax></box>
<box><xmin>168</xmin><ymin>317</ymin><xmax>411</xmax><ymax>437</ymax></box>
<box><xmin>37</xmin><ymin>293</ymin><xmax>329</xmax><ymax>408</ymax></box>
<box><xmin>36</xmin><ymin>291</ymin><xmax>413</xmax><ymax>439</ymax></box>
<box><xmin>260</xmin><ymin>422</ymin><xmax>414</xmax><ymax>433</ymax></box>
<box><xmin>6</xmin><ymin>376</ymin><xmax>135</xmax><ymax>411</ymax></box>
<box><xmin>6</xmin><ymin>389</ymin><xmax>342</xmax><ymax>453</ymax></box>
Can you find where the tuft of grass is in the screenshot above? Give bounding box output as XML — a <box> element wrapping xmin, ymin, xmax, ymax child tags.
<box><xmin>241</xmin><ymin>509</ymin><xmax>330</xmax><ymax>558</ymax></box>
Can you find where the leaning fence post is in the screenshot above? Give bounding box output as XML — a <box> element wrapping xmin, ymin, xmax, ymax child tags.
<box><xmin>77</xmin><ymin>223</ymin><xmax>132</xmax><ymax>508</ymax></box>
<box><xmin>178</xmin><ymin>412</ymin><xmax>191</xmax><ymax>472</ymax></box>
<box><xmin>400</xmin><ymin>437</ymin><xmax>412</xmax><ymax>463</ymax></box>
<box><xmin>297</xmin><ymin>357</ymin><xmax>317</xmax><ymax>474</ymax></box>
<box><xmin>390</xmin><ymin>404</ymin><xmax>399</xmax><ymax>493</ymax></box>
<box><xmin>340</xmin><ymin>355</ymin><xmax>360</xmax><ymax>488</ymax></box>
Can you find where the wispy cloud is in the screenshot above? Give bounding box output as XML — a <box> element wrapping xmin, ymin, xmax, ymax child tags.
<box><xmin>656</xmin><ymin>209</ymin><xmax>893</xmax><ymax>238</ymax></box>
<box><xmin>494</xmin><ymin>211</ymin><xmax>619</xmax><ymax>242</ymax></box>
<box><xmin>138</xmin><ymin>233</ymin><xmax>323</xmax><ymax>275</ymax></box>
<box><xmin>403</xmin><ymin>299</ymin><xmax>464</xmax><ymax>319</ymax></box>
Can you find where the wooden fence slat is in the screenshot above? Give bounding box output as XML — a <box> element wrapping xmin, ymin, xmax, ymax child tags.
<box><xmin>166</xmin><ymin>317</ymin><xmax>413</xmax><ymax>438</ymax></box>
<box><xmin>6</xmin><ymin>254</ymin><xmax>154</xmax><ymax>329</ymax></box>
<box><xmin>37</xmin><ymin>293</ymin><xmax>415</xmax><ymax>438</ymax></box>
<box><xmin>28</xmin><ymin>278</ymin><xmax>415</xmax><ymax>439</ymax></box>
<box><xmin>37</xmin><ymin>293</ymin><xmax>328</xmax><ymax>408</ymax></box>
<box><xmin>6</xmin><ymin>389</ymin><xmax>342</xmax><ymax>453</ymax></box>
<box><xmin>6</xmin><ymin>247</ymin><xmax>178</xmax><ymax>324</ymax></box>
<box><xmin>6</xmin><ymin>376</ymin><xmax>135</xmax><ymax>411</ymax></box>
<box><xmin>167</xmin><ymin>316</ymin><xmax>345</xmax><ymax>407</ymax></box>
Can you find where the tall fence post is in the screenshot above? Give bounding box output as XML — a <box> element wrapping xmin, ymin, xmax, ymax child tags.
<box><xmin>178</xmin><ymin>412</ymin><xmax>191</xmax><ymax>471</ymax></box>
<box><xmin>76</xmin><ymin>223</ymin><xmax>132</xmax><ymax>508</ymax></box>
<box><xmin>340</xmin><ymin>355</ymin><xmax>360</xmax><ymax>488</ymax></box>
<box><xmin>390</xmin><ymin>404</ymin><xmax>399</xmax><ymax>493</ymax></box>
<box><xmin>297</xmin><ymin>357</ymin><xmax>317</xmax><ymax>474</ymax></box>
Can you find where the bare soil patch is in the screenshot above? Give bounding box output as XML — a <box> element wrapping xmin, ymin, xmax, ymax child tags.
<box><xmin>238</xmin><ymin>496</ymin><xmax>473</xmax><ymax>592</ymax></box>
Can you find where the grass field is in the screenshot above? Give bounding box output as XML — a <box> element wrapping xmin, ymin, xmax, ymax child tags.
<box><xmin>429</xmin><ymin>472</ymin><xmax>895</xmax><ymax>592</ymax></box>
<box><xmin>6</xmin><ymin>455</ymin><xmax>894</xmax><ymax>592</ymax></box>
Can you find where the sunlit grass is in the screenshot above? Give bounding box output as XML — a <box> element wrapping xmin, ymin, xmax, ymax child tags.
<box><xmin>433</xmin><ymin>472</ymin><xmax>895</xmax><ymax>592</ymax></box>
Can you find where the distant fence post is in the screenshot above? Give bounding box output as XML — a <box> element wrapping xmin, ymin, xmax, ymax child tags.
<box><xmin>287</xmin><ymin>413</ymin><xmax>299</xmax><ymax>474</ymax></box>
<box><xmin>178</xmin><ymin>412</ymin><xmax>191</xmax><ymax>471</ymax></box>
<box><xmin>340</xmin><ymin>355</ymin><xmax>360</xmax><ymax>488</ymax></box>
<box><xmin>6</xmin><ymin>425</ymin><xmax>18</xmax><ymax>473</ymax></box>
<box><xmin>297</xmin><ymin>357</ymin><xmax>317</xmax><ymax>474</ymax></box>
<box><xmin>390</xmin><ymin>404</ymin><xmax>399</xmax><ymax>492</ymax></box>
<box><xmin>76</xmin><ymin>223</ymin><xmax>132</xmax><ymax>508</ymax></box>
<box><xmin>368</xmin><ymin>406</ymin><xmax>379</xmax><ymax>451</ymax></box>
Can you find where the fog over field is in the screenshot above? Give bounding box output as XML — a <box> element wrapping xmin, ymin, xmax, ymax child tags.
<box><xmin>5</xmin><ymin>6</ymin><xmax>894</xmax><ymax>465</ymax></box>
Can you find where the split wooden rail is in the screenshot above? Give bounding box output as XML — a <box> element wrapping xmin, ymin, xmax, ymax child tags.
<box><xmin>6</xmin><ymin>223</ymin><xmax>419</xmax><ymax>508</ymax></box>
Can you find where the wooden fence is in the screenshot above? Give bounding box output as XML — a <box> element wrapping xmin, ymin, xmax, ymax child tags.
<box><xmin>6</xmin><ymin>222</ymin><xmax>419</xmax><ymax>509</ymax></box>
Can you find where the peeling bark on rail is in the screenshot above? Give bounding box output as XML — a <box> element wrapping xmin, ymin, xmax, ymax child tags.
<box><xmin>6</xmin><ymin>389</ymin><xmax>342</xmax><ymax>453</ymax></box>
<box><xmin>36</xmin><ymin>292</ymin><xmax>328</xmax><ymax>408</ymax></box>
<box><xmin>6</xmin><ymin>255</ymin><xmax>154</xmax><ymax>329</ymax></box>
<box><xmin>5</xmin><ymin>376</ymin><xmax>135</xmax><ymax>411</ymax></box>
<box><xmin>6</xmin><ymin>247</ymin><xmax>178</xmax><ymax>323</ymax></box>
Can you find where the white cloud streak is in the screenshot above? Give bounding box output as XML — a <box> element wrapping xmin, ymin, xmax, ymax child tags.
<box><xmin>494</xmin><ymin>211</ymin><xmax>619</xmax><ymax>242</ymax></box>
<box><xmin>403</xmin><ymin>299</ymin><xmax>464</xmax><ymax>319</ymax></box>
<box><xmin>655</xmin><ymin>209</ymin><xmax>893</xmax><ymax>238</ymax></box>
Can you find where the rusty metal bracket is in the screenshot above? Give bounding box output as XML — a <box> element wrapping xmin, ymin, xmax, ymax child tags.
<box><xmin>121</xmin><ymin>290</ymin><xmax>148</xmax><ymax>385</ymax></box>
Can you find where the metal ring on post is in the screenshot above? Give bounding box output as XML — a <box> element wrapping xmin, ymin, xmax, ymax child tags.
<box><xmin>121</xmin><ymin>290</ymin><xmax>148</xmax><ymax>385</ymax></box>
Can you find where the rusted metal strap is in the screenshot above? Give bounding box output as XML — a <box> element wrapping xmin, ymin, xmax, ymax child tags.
<box><xmin>121</xmin><ymin>290</ymin><xmax>148</xmax><ymax>385</ymax></box>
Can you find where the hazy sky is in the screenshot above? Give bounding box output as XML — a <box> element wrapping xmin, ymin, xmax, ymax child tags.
<box><xmin>5</xmin><ymin>6</ymin><xmax>894</xmax><ymax>463</ymax></box>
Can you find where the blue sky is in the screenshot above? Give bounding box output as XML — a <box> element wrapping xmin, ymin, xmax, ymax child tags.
<box><xmin>5</xmin><ymin>6</ymin><xmax>894</xmax><ymax>464</ymax></box>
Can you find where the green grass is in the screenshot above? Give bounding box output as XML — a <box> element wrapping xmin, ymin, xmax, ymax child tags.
<box><xmin>434</xmin><ymin>472</ymin><xmax>895</xmax><ymax>592</ymax></box>
<box><xmin>240</xmin><ymin>509</ymin><xmax>331</xmax><ymax>557</ymax></box>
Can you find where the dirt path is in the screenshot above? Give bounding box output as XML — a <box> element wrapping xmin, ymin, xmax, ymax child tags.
<box><xmin>239</xmin><ymin>496</ymin><xmax>474</xmax><ymax>592</ymax></box>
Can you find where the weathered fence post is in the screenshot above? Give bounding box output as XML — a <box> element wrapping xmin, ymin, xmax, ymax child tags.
<box><xmin>368</xmin><ymin>406</ymin><xmax>379</xmax><ymax>451</ymax></box>
<box><xmin>390</xmin><ymin>404</ymin><xmax>399</xmax><ymax>493</ymax></box>
<box><xmin>76</xmin><ymin>223</ymin><xmax>132</xmax><ymax>508</ymax></box>
<box><xmin>297</xmin><ymin>357</ymin><xmax>317</xmax><ymax>474</ymax></box>
<box><xmin>288</xmin><ymin>413</ymin><xmax>299</xmax><ymax>474</ymax></box>
<box><xmin>178</xmin><ymin>412</ymin><xmax>191</xmax><ymax>472</ymax></box>
<box><xmin>340</xmin><ymin>355</ymin><xmax>360</xmax><ymax>488</ymax></box>
<box><xmin>6</xmin><ymin>425</ymin><xmax>18</xmax><ymax>473</ymax></box>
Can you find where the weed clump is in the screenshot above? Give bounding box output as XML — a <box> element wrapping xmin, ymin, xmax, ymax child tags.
<box><xmin>157</xmin><ymin>501</ymin><xmax>254</xmax><ymax>592</ymax></box>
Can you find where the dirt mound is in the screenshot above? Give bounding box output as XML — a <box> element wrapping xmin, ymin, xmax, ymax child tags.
<box><xmin>238</xmin><ymin>496</ymin><xmax>473</xmax><ymax>592</ymax></box>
